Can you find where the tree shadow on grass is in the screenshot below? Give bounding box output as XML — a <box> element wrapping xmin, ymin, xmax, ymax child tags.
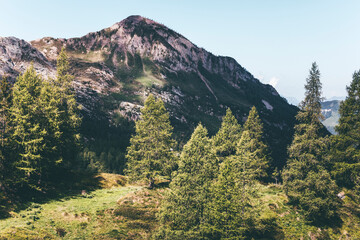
<box><xmin>0</xmin><ymin>170</ymin><xmax>109</xmax><ymax>219</ymax></box>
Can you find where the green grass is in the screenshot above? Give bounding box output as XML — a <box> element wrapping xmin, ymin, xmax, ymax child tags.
<box><xmin>252</xmin><ymin>184</ymin><xmax>360</xmax><ymax>239</ymax></box>
<box><xmin>135</xmin><ymin>75</ymin><xmax>163</xmax><ymax>88</ymax></box>
<box><xmin>68</xmin><ymin>50</ymin><xmax>106</xmax><ymax>63</ymax></box>
<box><xmin>2</xmin><ymin>179</ymin><xmax>360</xmax><ymax>239</ymax></box>
<box><xmin>0</xmin><ymin>185</ymin><xmax>143</xmax><ymax>239</ymax></box>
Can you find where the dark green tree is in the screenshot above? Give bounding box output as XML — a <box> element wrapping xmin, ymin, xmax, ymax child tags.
<box><xmin>330</xmin><ymin>70</ymin><xmax>360</xmax><ymax>188</ymax></box>
<box><xmin>282</xmin><ymin>62</ymin><xmax>340</xmax><ymax>223</ymax></box>
<box><xmin>237</xmin><ymin>106</ymin><xmax>270</xmax><ymax>179</ymax></box>
<box><xmin>212</xmin><ymin>108</ymin><xmax>242</xmax><ymax>160</ymax></box>
<box><xmin>53</xmin><ymin>48</ymin><xmax>81</xmax><ymax>168</ymax></box>
<box><xmin>156</xmin><ymin>123</ymin><xmax>218</xmax><ymax>239</ymax></box>
<box><xmin>0</xmin><ymin>76</ymin><xmax>12</xmax><ymax>189</ymax></box>
<box><xmin>125</xmin><ymin>94</ymin><xmax>177</xmax><ymax>188</ymax></box>
<box><xmin>0</xmin><ymin>76</ymin><xmax>12</xmax><ymax>148</ymax></box>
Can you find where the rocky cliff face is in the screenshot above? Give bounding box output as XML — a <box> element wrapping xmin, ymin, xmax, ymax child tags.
<box><xmin>0</xmin><ymin>37</ymin><xmax>55</xmax><ymax>81</ymax></box>
<box><xmin>0</xmin><ymin>15</ymin><xmax>298</xmax><ymax>168</ymax></box>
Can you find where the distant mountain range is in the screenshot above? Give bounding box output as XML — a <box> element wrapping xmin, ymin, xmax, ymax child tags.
<box><xmin>284</xmin><ymin>95</ymin><xmax>343</xmax><ymax>135</ymax></box>
<box><xmin>321</xmin><ymin>100</ymin><xmax>341</xmax><ymax>134</ymax></box>
<box><xmin>0</xmin><ymin>15</ymin><xmax>299</xmax><ymax>168</ymax></box>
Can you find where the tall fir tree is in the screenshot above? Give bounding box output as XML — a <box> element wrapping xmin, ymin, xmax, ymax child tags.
<box><xmin>299</xmin><ymin>62</ymin><xmax>324</xmax><ymax>123</ymax></box>
<box><xmin>37</xmin><ymin>81</ymin><xmax>64</xmax><ymax>179</ymax></box>
<box><xmin>126</xmin><ymin>94</ymin><xmax>176</xmax><ymax>188</ymax></box>
<box><xmin>237</xmin><ymin>106</ymin><xmax>270</xmax><ymax>179</ymax></box>
<box><xmin>212</xmin><ymin>108</ymin><xmax>242</xmax><ymax>161</ymax></box>
<box><xmin>282</xmin><ymin>62</ymin><xmax>340</xmax><ymax>223</ymax></box>
<box><xmin>330</xmin><ymin>70</ymin><xmax>360</xmax><ymax>188</ymax></box>
<box><xmin>156</xmin><ymin>123</ymin><xmax>218</xmax><ymax>239</ymax></box>
<box><xmin>53</xmin><ymin>48</ymin><xmax>81</xmax><ymax>169</ymax></box>
<box><xmin>10</xmin><ymin>66</ymin><xmax>46</xmax><ymax>187</ymax></box>
<box><xmin>203</xmin><ymin>155</ymin><xmax>254</xmax><ymax>239</ymax></box>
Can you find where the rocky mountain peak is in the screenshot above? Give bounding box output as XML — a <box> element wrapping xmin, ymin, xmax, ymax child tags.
<box><xmin>0</xmin><ymin>16</ymin><xmax>298</xmax><ymax>168</ymax></box>
<box><xmin>110</xmin><ymin>15</ymin><xmax>161</xmax><ymax>30</ymax></box>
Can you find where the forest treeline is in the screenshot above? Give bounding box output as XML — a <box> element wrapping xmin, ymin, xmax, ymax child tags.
<box><xmin>0</xmin><ymin>48</ymin><xmax>81</xmax><ymax>198</ymax></box>
<box><xmin>125</xmin><ymin>62</ymin><xmax>360</xmax><ymax>238</ymax></box>
<box><xmin>0</xmin><ymin>53</ymin><xmax>360</xmax><ymax>239</ymax></box>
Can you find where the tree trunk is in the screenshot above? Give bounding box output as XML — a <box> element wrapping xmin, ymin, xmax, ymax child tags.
<box><xmin>148</xmin><ymin>177</ymin><xmax>154</xmax><ymax>189</ymax></box>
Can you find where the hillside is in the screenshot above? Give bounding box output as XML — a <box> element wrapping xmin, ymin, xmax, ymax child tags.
<box><xmin>1</xmin><ymin>175</ymin><xmax>359</xmax><ymax>239</ymax></box>
<box><xmin>0</xmin><ymin>15</ymin><xmax>297</xmax><ymax>170</ymax></box>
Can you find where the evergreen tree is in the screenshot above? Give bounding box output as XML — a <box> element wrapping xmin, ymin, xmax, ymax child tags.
<box><xmin>330</xmin><ymin>70</ymin><xmax>360</xmax><ymax>188</ymax></box>
<box><xmin>282</xmin><ymin>62</ymin><xmax>340</xmax><ymax>223</ymax></box>
<box><xmin>203</xmin><ymin>156</ymin><xmax>253</xmax><ymax>239</ymax></box>
<box><xmin>37</xmin><ymin>81</ymin><xmax>63</xmax><ymax>179</ymax></box>
<box><xmin>10</xmin><ymin>66</ymin><xmax>46</xmax><ymax>187</ymax></box>
<box><xmin>53</xmin><ymin>48</ymin><xmax>81</xmax><ymax>168</ymax></box>
<box><xmin>299</xmin><ymin>62</ymin><xmax>324</xmax><ymax>123</ymax></box>
<box><xmin>156</xmin><ymin>123</ymin><xmax>218</xmax><ymax>239</ymax></box>
<box><xmin>212</xmin><ymin>108</ymin><xmax>241</xmax><ymax>160</ymax></box>
<box><xmin>237</xmin><ymin>106</ymin><xmax>270</xmax><ymax>179</ymax></box>
<box><xmin>9</xmin><ymin>52</ymin><xmax>80</xmax><ymax>188</ymax></box>
<box><xmin>126</xmin><ymin>94</ymin><xmax>176</xmax><ymax>188</ymax></box>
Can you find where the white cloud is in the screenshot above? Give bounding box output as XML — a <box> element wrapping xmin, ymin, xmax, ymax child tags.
<box><xmin>268</xmin><ymin>77</ymin><xmax>279</xmax><ymax>87</ymax></box>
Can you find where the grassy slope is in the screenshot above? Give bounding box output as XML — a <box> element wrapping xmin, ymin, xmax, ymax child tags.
<box><xmin>0</xmin><ymin>174</ymin><xmax>160</xmax><ymax>240</ymax></box>
<box><xmin>1</xmin><ymin>176</ymin><xmax>360</xmax><ymax>240</ymax></box>
<box><xmin>253</xmin><ymin>184</ymin><xmax>360</xmax><ymax>239</ymax></box>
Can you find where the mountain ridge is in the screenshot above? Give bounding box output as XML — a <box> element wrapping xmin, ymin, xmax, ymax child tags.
<box><xmin>0</xmin><ymin>15</ymin><xmax>297</xmax><ymax>169</ymax></box>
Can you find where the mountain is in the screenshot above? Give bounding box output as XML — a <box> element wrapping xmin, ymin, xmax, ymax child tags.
<box><xmin>0</xmin><ymin>15</ymin><xmax>298</xmax><ymax>170</ymax></box>
<box><xmin>321</xmin><ymin>100</ymin><xmax>341</xmax><ymax>134</ymax></box>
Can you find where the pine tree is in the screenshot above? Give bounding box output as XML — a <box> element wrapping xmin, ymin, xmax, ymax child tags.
<box><xmin>37</xmin><ymin>80</ymin><xmax>63</xmax><ymax>179</ymax></box>
<box><xmin>282</xmin><ymin>62</ymin><xmax>340</xmax><ymax>223</ymax></box>
<box><xmin>10</xmin><ymin>66</ymin><xmax>46</xmax><ymax>186</ymax></box>
<box><xmin>126</xmin><ymin>94</ymin><xmax>176</xmax><ymax>188</ymax></box>
<box><xmin>203</xmin><ymin>156</ymin><xmax>252</xmax><ymax>239</ymax></box>
<box><xmin>156</xmin><ymin>123</ymin><xmax>218</xmax><ymax>239</ymax></box>
<box><xmin>299</xmin><ymin>62</ymin><xmax>324</xmax><ymax>123</ymax></box>
<box><xmin>237</xmin><ymin>106</ymin><xmax>270</xmax><ymax>179</ymax></box>
<box><xmin>330</xmin><ymin>70</ymin><xmax>360</xmax><ymax>188</ymax></box>
<box><xmin>212</xmin><ymin>108</ymin><xmax>242</xmax><ymax>160</ymax></box>
<box><xmin>53</xmin><ymin>48</ymin><xmax>81</xmax><ymax>168</ymax></box>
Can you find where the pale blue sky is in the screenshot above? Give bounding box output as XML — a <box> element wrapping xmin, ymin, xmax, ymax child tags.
<box><xmin>0</xmin><ymin>0</ymin><xmax>359</xmax><ymax>100</ymax></box>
